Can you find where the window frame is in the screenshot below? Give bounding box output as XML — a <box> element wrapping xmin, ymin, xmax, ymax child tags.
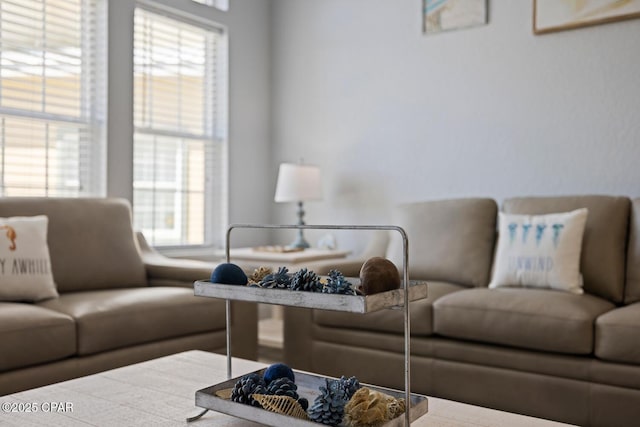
<box><xmin>191</xmin><ymin>0</ymin><xmax>229</xmax><ymax>12</ymax></box>
<box><xmin>132</xmin><ymin>2</ymin><xmax>229</xmax><ymax>250</ymax></box>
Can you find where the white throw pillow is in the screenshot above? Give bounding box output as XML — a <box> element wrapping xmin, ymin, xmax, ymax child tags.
<box><xmin>0</xmin><ymin>215</ymin><xmax>58</xmax><ymax>302</ymax></box>
<box><xmin>489</xmin><ymin>208</ymin><xmax>588</xmax><ymax>294</ymax></box>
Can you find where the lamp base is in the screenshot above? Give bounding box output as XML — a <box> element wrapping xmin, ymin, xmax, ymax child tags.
<box><xmin>288</xmin><ymin>235</ymin><xmax>310</xmax><ymax>250</ymax></box>
<box><xmin>289</xmin><ymin>200</ymin><xmax>311</xmax><ymax>249</ymax></box>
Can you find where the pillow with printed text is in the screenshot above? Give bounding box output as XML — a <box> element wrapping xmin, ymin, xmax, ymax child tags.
<box><xmin>0</xmin><ymin>215</ymin><xmax>58</xmax><ymax>302</ymax></box>
<box><xmin>489</xmin><ymin>208</ymin><xmax>588</xmax><ymax>294</ymax></box>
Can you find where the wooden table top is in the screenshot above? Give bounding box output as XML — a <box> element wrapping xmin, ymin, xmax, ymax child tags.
<box><xmin>229</xmin><ymin>247</ymin><xmax>350</xmax><ymax>264</ymax></box>
<box><xmin>1</xmin><ymin>351</ymin><xmax>574</xmax><ymax>426</ymax></box>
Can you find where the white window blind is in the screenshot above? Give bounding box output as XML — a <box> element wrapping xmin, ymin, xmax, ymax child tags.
<box><xmin>133</xmin><ymin>7</ymin><xmax>227</xmax><ymax>248</ymax></box>
<box><xmin>0</xmin><ymin>0</ymin><xmax>106</xmax><ymax>197</ymax></box>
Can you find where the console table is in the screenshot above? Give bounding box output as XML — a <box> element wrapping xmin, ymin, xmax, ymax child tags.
<box><xmin>229</xmin><ymin>247</ymin><xmax>350</xmax><ymax>269</ymax></box>
<box><xmin>230</xmin><ymin>246</ymin><xmax>351</xmax><ymax>350</ymax></box>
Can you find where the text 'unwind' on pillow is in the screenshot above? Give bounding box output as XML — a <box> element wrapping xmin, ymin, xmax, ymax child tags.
<box><xmin>0</xmin><ymin>215</ymin><xmax>58</xmax><ymax>302</ymax></box>
<box><xmin>489</xmin><ymin>208</ymin><xmax>588</xmax><ymax>294</ymax></box>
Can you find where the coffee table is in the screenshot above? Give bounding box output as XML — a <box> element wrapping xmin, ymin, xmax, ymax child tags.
<box><xmin>1</xmin><ymin>351</ymin><xmax>575</xmax><ymax>426</ymax></box>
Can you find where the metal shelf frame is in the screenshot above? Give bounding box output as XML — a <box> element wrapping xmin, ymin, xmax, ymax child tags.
<box><xmin>190</xmin><ymin>223</ymin><xmax>418</xmax><ymax>426</ymax></box>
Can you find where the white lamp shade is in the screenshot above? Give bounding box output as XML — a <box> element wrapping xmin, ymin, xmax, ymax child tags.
<box><xmin>274</xmin><ymin>163</ymin><xmax>323</xmax><ymax>202</ymax></box>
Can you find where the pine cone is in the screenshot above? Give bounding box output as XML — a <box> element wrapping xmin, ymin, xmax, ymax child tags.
<box><xmin>230</xmin><ymin>373</ymin><xmax>267</xmax><ymax>407</ymax></box>
<box><xmin>329</xmin><ymin>376</ymin><xmax>361</xmax><ymax>400</ymax></box>
<box><xmin>308</xmin><ymin>378</ymin><xmax>349</xmax><ymax>426</ymax></box>
<box><xmin>322</xmin><ymin>270</ymin><xmax>357</xmax><ymax>295</ymax></box>
<box><xmin>290</xmin><ymin>268</ymin><xmax>322</xmax><ymax>292</ymax></box>
<box><xmin>266</xmin><ymin>377</ymin><xmax>299</xmax><ymax>400</ymax></box>
<box><xmin>258</xmin><ymin>266</ymin><xmax>291</xmax><ymax>289</ymax></box>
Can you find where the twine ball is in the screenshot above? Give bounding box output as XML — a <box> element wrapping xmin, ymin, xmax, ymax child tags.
<box><xmin>264</xmin><ymin>363</ymin><xmax>295</xmax><ymax>385</ymax></box>
<box><xmin>359</xmin><ymin>257</ymin><xmax>401</xmax><ymax>295</ymax></box>
<box><xmin>210</xmin><ymin>263</ymin><xmax>248</xmax><ymax>285</ymax></box>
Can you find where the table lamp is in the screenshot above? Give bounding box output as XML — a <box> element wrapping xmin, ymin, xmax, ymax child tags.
<box><xmin>274</xmin><ymin>162</ymin><xmax>322</xmax><ymax>249</ymax></box>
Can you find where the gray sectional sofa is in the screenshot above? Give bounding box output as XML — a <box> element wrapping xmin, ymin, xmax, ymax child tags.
<box><xmin>284</xmin><ymin>195</ymin><xmax>640</xmax><ymax>427</ymax></box>
<box><xmin>0</xmin><ymin>197</ymin><xmax>256</xmax><ymax>396</ymax></box>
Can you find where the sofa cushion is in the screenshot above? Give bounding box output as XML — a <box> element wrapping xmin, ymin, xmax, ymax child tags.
<box><xmin>38</xmin><ymin>287</ymin><xmax>226</xmax><ymax>355</ymax></box>
<box><xmin>503</xmin><ymin>195</ymin><xmax>629</xmax><ymax>303</ymax></box>
<box><xmin>595</xmin><ymin>303</ymin><xmax>640</xmax><ymax>364</ymax></box>
<box><xmin>314</xmin><ymin>281</ymin><xmax>464</xmax><ymax>337</ymax></box>
<box><xmin>0</xmin><ymin>215</ymin><xmax>58</xmax><ymax>302</ymax></box>
<box><xmin>625</xmin><ymin>199</ymin><xmax>640</xmax><ymax>304</ymax></box>
<box><xmin>489</xmin><ymin>209</ymin><xmax>588</xmax><ymax>294</ymax></box>
<box><xmin>0</xmin><ymin>197</ymin><xmax>147</xmax><ymax>293</ymax></box>
<box><xmin>386</xmin><ymin>198</ymin><xmax>497</xmax><ymax>287</ymax></box>
<box><xmin>0</xmin><ymin>302</ymin><xmax>75</xmax><ymax>372</ymax></box>
<box><xmin>433</xmin><ymin>288</ymin><xmax>614</xmax><ymax>354</ymax></box>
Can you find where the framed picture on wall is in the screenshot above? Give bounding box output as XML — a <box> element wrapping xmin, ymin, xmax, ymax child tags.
<box><xmin>423</xmin><ymin>0</ymin><xmax>488</xmax><ymax>34</ymax></box>
<box><xmin>534</xmin><ymin>0</ymin><xmax>640</xmax><ymax>34</ymax></box>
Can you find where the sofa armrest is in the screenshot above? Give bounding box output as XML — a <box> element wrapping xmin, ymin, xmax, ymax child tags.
<box><xmin>137</xmin><ymin>232</ymin><xmax>258</xmax><ymax>360</ymax></box>
<box><xmin>137</xmin><ymin>232</ymin><xmax>216</xmax><ymax>286</ymax></box>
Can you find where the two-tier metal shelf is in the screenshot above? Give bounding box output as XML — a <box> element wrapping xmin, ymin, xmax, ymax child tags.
<box><xmin>189</xmin><ymin>224</ymin><xmax>429</xmax><ymax>426</ymax></box>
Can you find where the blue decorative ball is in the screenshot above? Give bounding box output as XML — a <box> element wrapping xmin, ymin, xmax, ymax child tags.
<box><xmin>263</xmin><ymin>363</ymin><xmax>295</xmax><ymax>385</ymax></box>
<box><xmin>210</xmin><ymin>263</ymin><xmax>248</xmax><ymax>285</ymax></box>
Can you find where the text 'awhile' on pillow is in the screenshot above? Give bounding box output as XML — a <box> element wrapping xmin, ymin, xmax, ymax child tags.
<box><xmin>0</xmin><ymin>215</ymin><xmax>58</xmax><ymax>302</ymax></box>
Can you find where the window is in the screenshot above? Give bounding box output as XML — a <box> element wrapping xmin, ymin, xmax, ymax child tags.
<box><xmin>133</xmin><ymin>7</ymin><xmax>227</xmax><ymax>248</ymax></box>
<box><xmin>192</xmin><ymin>0</ymin><xmax>229</xmax><ymax>11</ymax></box>
<box><xmin>0</xmin><ymin>0</ymin><xmax>106</xmax><ymax>197</ymax></box>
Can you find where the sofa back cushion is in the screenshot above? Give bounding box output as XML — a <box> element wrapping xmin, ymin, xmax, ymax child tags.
<box><xmin>0</xmin><ymin>198</ymin><xmax>147</xmax><ymax>293</ymax></box>
<box><xmin>503</xmin><ymin>195</ymin><xmax>629</xmax><ymax>304</ymax></box>
<box><xmin>386</xmin><ymin>198</ymin><xmax>497</xmax><ymax>287</ymax></box>
<box><xmin>625</xmin><ymin>198</ymin><xmax>640</xmax><ymax>304</ymax></box>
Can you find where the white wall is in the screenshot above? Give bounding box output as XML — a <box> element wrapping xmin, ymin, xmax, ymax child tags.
<box><xmin>270</xmin><ymin>0</ymin><xmax>640</xmax><ymax>253</ymax></box>
<box><xmin>108</xmin><ymin>0</ymin><xmax>273</xmax><ymax>249</ymax></box>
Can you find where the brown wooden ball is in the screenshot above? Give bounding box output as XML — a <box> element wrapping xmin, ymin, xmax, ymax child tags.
<box><xmin>359</xmin><ymin>257</ymin><xmax>401</xmax><ymax>295</ymax></box>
